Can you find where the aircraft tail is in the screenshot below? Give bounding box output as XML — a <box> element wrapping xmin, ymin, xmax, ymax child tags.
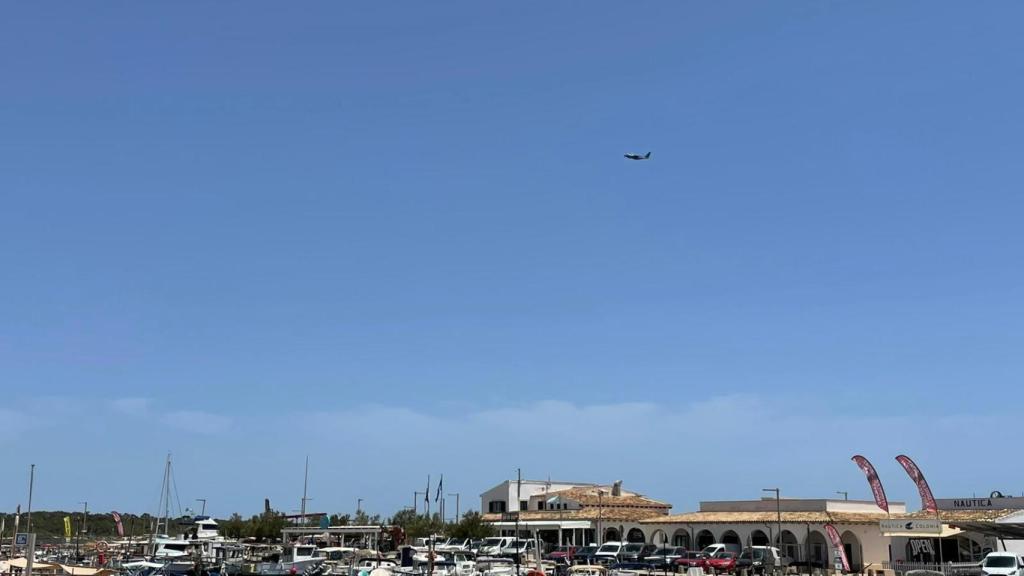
<box><xmin>645</xmin><ymin>152</ymin><xmax>651</xmax><ymax>159</ymax></box>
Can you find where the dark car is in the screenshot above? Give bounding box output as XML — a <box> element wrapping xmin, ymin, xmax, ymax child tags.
<box><xmin>675</xmin><ymin>551</ymin><xmax>708</xmax><ymax>569</ymax></box>
<box><xmin>646</xmin><ymin>547</ymin><xmax>687</xmax><ymax>568</ymax></box>
<box><xmin>573</xmin><ymin>546</ymin><xmax>601</xmax><ymax>565</ymax></box>
<box><xmin>620</xmin><ymin>544</ymin><xmax>658</xmax><ymax>563</ymax></box>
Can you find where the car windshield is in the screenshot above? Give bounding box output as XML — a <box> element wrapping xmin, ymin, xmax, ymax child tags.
<box><xmin>482</xmin><ymin>538</ymin><xmax>503</xmax><ymax>546</ymax></box>
<box><xmin>985</xmin><ymin>557</ymin><xmax>1018</xmax><ymax>568</ymax></box>
<box><xmin>598</xmin><ymin>545</ymin><xmax>620</xmax><ymax>554</ymax></box>
<box><xmin>653</xmin><ymin>548</ymin><xmax>673</xmax><ymax>556</ymax></box>
<box><xmin>624</xmin><ymin>545</ymin><xmax>643</xmax><ymax>552</ymax></box>
<box><xmin>716</xmin><ymin>552</ymin><xmax>736</xmax><ymax>559</ymax></box>
<box><xmin>579</xmin><ymin>547</ymin><xmax>597</xmax><ymax>554</ymax></box>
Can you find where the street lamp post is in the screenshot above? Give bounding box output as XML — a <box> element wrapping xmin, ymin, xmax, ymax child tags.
<box><xmin>448</xmin><ymin>493</ymin><xmax>460</xmax><ymax>522</ymax></box>
<box><xmin>762</xmin><ymin>488</ymin><xmax>781</xmax><ymax>574</ymax></box>
<box><xmin>836</xmin><ymin>491</ymin><xmax>848</xmax><ymax>501</ymax></box>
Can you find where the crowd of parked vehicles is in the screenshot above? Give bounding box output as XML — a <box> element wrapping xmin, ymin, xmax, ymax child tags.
<box><xmin>528</xmin><ymin>542</ymin><xmax>790</xmax><ymax>575</ymax></box>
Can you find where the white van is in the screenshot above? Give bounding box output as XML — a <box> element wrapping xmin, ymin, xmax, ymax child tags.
<box><xmin>702</xmin><ymin>543</ymin><xmax>743</xmax><ymax>557</ymax></box>
<box><xmin>479</xmin><ymin>537</ymin><xmax>517</xmax><ymax>557</ymax></box>
<box><xmin>595</xmin><ymin>541</ymin><xmax>627</xmax><ymax>561</ymax></box>
<box><xmin>981</xmin><ymin>552</ymin><xmax>1024</xmax><ymax>576</ymax></box>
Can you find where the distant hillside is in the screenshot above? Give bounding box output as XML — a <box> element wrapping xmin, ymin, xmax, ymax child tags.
<box><xmin>1</xmin><ymin>511</ymin><xmax>170</xmax><ymax>541</ymax></box>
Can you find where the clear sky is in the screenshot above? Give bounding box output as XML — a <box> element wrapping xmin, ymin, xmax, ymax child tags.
<box><xmin>2</xmin><ymin>2</ymin><xmax>1023</xmax><ymax>519</ymax></box>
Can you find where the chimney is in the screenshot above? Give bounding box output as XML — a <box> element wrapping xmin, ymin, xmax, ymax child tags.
<box><xmin>612</xmin><ymin>481</ymin><xmax>622</xmax><ymax>497</ymax></box>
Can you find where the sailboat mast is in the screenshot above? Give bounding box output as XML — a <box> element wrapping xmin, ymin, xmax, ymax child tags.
<box><xmin>300</xmin><ymin>456</ymin><xmax>309</xmax><ymax>527</ymax></box>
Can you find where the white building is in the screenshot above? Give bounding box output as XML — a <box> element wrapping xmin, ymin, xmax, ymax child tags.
<box><xmin>481</xmin><ymin>481</ymin><xmax>671</xmax><ymax>546</ymax></box>
<box><xmin>480</xmin><ymin>479</ymin><xmax>600</xmax><ymax>514</ymax></box>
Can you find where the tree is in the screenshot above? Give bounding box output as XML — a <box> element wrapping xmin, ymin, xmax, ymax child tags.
<box><xmin>448</xmin><ymin>511</ymin><xmax>494</xmax><ymax>540</ymax></box>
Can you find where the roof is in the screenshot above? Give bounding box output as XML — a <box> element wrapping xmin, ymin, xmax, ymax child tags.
<box><xmin>902</xmin><ymin>509</ymin><xmax>1018</xmax><ymax>523</ymax></box>
<box><xmin>639</xmin><ymin>511</ymin><xmax>891</xmax><ymax>525</ymax></box>
<box><xmin>546</xmin><ymin>486</ymin><xmax>671</xmax><ymax>509</ymax></box>
<box><xmin>483</xmin><ymin>506</ymin><xmax>668</xmax><ymax>523</ymax></box>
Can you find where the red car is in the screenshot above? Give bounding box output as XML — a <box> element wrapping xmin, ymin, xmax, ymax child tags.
<box><xmin>703</xmin><ymin>552</ymin><xmax>738</xmax><ymax>573</ymax></box>
<box><xmin>545</xmin><ymin>546</ymin><xmax>577</xmax><ymax>562</ymax></box>
<box><xmin>675</xmin><ymin>551</ymin><xmax>707</xmax><ymax>569</ymax></box>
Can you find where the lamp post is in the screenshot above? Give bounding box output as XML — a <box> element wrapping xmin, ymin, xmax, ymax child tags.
<box><xmin>448</xmin><ymin>493</ymin><xmax>460</xmax><ymax>522</ymax></box>
<box><xmin>762</xmin><ymin>488</ymin><xmax>781</xmax><ymax>570</ymax></box>
<box><xmin>836</xmin><ymin>491</ymin><xmax>848</xmax><ymax>501</ymax></box>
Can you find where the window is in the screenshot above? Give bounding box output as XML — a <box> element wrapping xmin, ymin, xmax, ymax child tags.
<box><xmin>488</xmin><ymin>501</ymin><xmax>507</xmax><ymax>513</ymax></box>
<box><xmin>519</xmin><ymin>501</ymin><xmax>528</xmax><ymax>511</ymax></box>
<box><xmin>538</xmin><ymin>501</ymin><xmax>546</xmax><ymax>510</ymax></box>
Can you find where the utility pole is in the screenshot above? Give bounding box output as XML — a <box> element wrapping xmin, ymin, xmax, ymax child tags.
<box><xmin>516</xmin><ymin>469</ymin><xmax>521</xmax><ymax>576</ymax></box>
<box><xmin>762</xmin><ymin>488</ymin><xmax>781</xmax><ymax>573</ymax></box>
<box><xmin>448</xmin><ymin>494</ymin><xmax>460</xmax><ymax>522</ymax></box>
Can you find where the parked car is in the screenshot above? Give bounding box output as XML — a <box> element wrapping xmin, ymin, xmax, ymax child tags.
<box><xmin>736</xmin><ymin>547</ymin><xmax>791</xmax><ymax>574</ymax></box>
<box><xmin>547</xmin><ymin>546</ymin><xmax>578</xmax><ymax>562</ymax></box>
<box><xmin>595</xmin><ymin>542</ymin><xmax>627</xmax><ymax>562</ymax></box>
<box><xmin>675</xmin><ymin>551</ymin><xmax>708</xmax><ymax>569</ymax></box>
<box><xmin>479</xmin><ymin>537</ymin><xmax>516</xmax><ymax>556</ymax></box>
<box><xmin>610</xmin><ymin>562</ymin><xmax>653</xmax><ymax>572</ymax></box>
<box><xmin>703</xmin><ymin>551</ymin><xmax>738</xmax><ymax>574</ymax></box>
<box><xmin>573</xmin><ymin>546</ymin><xmax>601</xmax><ymax>565</ymax></box>
<box><xmin>981</xmin><ymin>552</ymin><xmax>1024</xmax><ymax>576</ymax></box>
<box><xmin>701</xmin><ymin>544</ymin><xmax>743</xmax><ymax>558</ymax></box>
<box><xmin>620</xmin><ymin>544</ymin><xmax>658</xmax><ymax>563</ymax></box>
<box><xmin>502</xmin><ymin>539</ymin><xmax>538</xmax><ymax>559</ymax></box>
<box><xmin>645</xmin><ymin>547</ymin><xmax>687</xmax><ymax>567</ymax></box>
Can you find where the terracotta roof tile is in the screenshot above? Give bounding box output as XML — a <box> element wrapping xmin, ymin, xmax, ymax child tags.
<box><xmin>639</xmin><ymin>511</ymin><xmax>890</xmax><ymax>525</ymax></box>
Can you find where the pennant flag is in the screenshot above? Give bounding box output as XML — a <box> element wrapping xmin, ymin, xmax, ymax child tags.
<box><xmin>895</xmin><ymin>455</ymin><xmax>937</xmax><ymax>512</ymax></box>
<box><xmin>435</xmin><ymin>475</ymin><xmax>443</xmax><ymax>503</ymax></box>
<box><xmin>851</xmin><ymin>455</ymin><xmax>889</xmax><ymax>513</ymax></box>
<box><xmin>112</xmin><ymin>511</ymin><xmax>124</xmax><ymax>538</ymax></box>
<box><xmin>825</xmin><ymin>524</ymin><xmax>851</xmax><ymax>573</ymax></box>
<box><xmin>425</xmin><ymin>475</ymin><xmax>430</xmax><ymax>504</ymax></box>
<box><xmin>64</xmin><ymin>516</ymin><xmax>73</xmax><ymax>539</ymax></box>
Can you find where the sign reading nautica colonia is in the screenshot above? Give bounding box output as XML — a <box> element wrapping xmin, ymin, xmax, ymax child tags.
<box><xmin>936</xmin><ymin>497</ymin><xmax>1024</xmax><ymax>510</ymax></box>
<box><xmin>880</xmin><ymin>519</ymin><xmax>942</xmax><ymax>534</ymax></box>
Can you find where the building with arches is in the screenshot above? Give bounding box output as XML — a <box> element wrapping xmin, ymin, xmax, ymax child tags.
<box><xmin>638</xmin><ymin>497</ymin><xmax>905</xmax><ymax>571</ymax></box>
<box><xmin>480</xmin><ymin>481</ymin><xmax>671</xmax><ymax>547</ymax></box>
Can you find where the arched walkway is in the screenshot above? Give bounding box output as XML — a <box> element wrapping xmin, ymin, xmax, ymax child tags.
<box><xmin>696</xmin><ymin>530</ymin><xmax>715</xmax><ymax>549</ymax></box>
<box><xmin>721</xmin><ymin>530</ymin><xmax>741</xmax><ymax>546</ymax></box>
<box><xmin>840</xmin><ymin>530</ymin><xmax>862</xmax><ymax>571</ymax></box>
<box><xmin>626</xmin><ymin>528</ymin><xmax>644</xmax><ymax>543</ymax></box>
<box><xmin>807</xmin><ymin>531</ymin><xmax>829</xmax><ymax>568</ymax></box>
<box><xmin>777</xmin><ymin>530</ymin><xmax>800</xmax><ymax>561</ymax></box>
<box><xmin>750</xmin><ymin>529</ymin><xmax>770</xmax><ymax>546</ymax></box>
<box><xmin>605</xmin><ymin>527</ymin><xmax>621</xmax><ymax>542</ymax></box>
<box><xmin>672</xmin><ymin>529</ymin><xmax>691</xmax><ymax>549</ymax></box>
<box><xmin>649</xmin><ymin>529</ymin><xmax>668</xmax><ymax>546</ymax></box>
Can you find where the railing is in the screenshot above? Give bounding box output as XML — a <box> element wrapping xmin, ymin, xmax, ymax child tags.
<box><xmin>881</xmin><ymin>562</ymin><xmax>982</xmax><ymax>576</ymax></box>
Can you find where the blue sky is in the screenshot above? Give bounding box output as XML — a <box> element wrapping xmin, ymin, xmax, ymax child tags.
<box><xmin>2</xmin><ymin>2</ymin><xmax>1023</xmax><ymax>519</ymax></box>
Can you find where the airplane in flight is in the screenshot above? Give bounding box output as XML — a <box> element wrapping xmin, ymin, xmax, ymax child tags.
<box><xmin>624</xmin><ymin>152</ymin><xmax>651</xmax><ymax>160</ymax></box>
